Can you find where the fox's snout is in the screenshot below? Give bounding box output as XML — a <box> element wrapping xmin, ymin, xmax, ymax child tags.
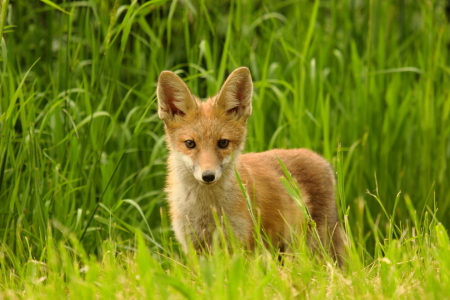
<box><xmin>201</xmin><ymin>170</ymin><xmax>216</xmax><ymax>183</ymax></box>
<box><xmin>190</xmin><ymin>150</ymin><xmax>225</xmax><ymax>185</ymax></box>
<box><xmin>194</xmin><ymin>165</ymin><xmax>222</xmax><ymax>185</ymax></box>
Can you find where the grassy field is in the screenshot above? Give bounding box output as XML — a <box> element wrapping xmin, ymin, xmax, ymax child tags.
<box><xmin>1</xmin><ymin>0</ymin><xmax>450</xmax><ymax>298</ymax></box>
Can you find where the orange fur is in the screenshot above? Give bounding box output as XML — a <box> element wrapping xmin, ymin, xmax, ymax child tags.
<box><xmin>157</xmin><ymin>67</ymin><xmax>344</xmax><ymax>267</ymax></box>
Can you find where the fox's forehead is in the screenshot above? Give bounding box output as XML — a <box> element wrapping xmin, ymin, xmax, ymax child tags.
<box><xmin>167</xmin><ymin>97</ymin><xmax>246</xmax><ymax>143</ymax></box>
<box><xmin>197</xmin><ymin>97</ymin><xmax>215</xmax><ymax>116</ymax></box>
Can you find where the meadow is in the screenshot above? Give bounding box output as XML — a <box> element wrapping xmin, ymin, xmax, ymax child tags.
<box><xmin>1</xmin><ymin>0</ymin><xmax>450</xmax><ymax>298</ymax></box>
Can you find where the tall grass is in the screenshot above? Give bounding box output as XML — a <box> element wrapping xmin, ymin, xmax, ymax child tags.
<box><xmin>1</xmin><ymin>0</ymin><xmax>449</xmax><ymax>298</ymax></box>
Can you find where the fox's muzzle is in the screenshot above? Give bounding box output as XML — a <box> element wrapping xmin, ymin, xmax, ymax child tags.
<box><xmin>202</xmin><ymin>171</ymin><xmax>216</xmax><ymax>183</ymax></box>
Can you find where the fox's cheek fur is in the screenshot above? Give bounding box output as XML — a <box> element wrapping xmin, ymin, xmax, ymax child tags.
<box><xmin>180</xmin><ymin>152</ymin><xmax>195</xmax><ymax>172</ymax></box>
<box><xmin>169</xmin><ymin>151</ymin><xmax>194</xmax><ymax>177</ymax></box>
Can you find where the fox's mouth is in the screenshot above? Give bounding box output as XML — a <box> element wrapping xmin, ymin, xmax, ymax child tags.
<box><xmin>197</xmin><ymin>179</ymin><xmax>217</xmax><ymax>186</ymax></box>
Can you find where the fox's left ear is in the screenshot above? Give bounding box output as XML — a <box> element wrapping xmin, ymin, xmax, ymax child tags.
<box><xmin>215</xmin><ymin>67</ymin><xmax>253</xmax><ymax>121</ymax></box>
<box><xmin>157</xmin><ymin>71</ymin><xmax>197</xmax><ymax>122</ymax></box>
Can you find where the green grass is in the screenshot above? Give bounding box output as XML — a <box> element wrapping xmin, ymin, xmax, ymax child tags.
<box><xmin>1</xmin><ymin>0</ymin><xmax>449</xmax><ymax>298</ymax></box>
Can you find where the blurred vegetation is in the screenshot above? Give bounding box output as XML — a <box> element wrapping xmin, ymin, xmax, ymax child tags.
<box><xmin>0</xmin><ymin>0</ymin><xmax>449</xmax><ymax>267</ymax></box>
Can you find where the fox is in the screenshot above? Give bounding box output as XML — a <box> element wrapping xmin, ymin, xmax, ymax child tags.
<box><xmin>157</xmin><ymin>67</ymin><xmax>345</xmax><ymax>267</ymax></box>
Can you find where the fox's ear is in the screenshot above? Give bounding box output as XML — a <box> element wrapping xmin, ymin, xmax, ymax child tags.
<box><xmin>157</xmin><ymin>71</ymin><xmax>197</xmax><ymax>121</ymax></box>
<box><xmin>215</xmin><ymin>67</ymin><xmax>253</xmax><ymax>121</ymax></box>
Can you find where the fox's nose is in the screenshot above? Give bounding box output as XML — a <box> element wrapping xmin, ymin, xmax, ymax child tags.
<box><xmin>202</xmin><ymin>171</ymin><xmax>215</xmax><ymax>182</ymax></box>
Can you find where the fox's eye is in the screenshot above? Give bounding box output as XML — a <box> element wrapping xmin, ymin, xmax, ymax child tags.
<box><xmin>218</xmin><ymin>139</ymin><xmax>229</xmax><ymax>149</ymax></box>
<box><xmin>185</xmin><ymin>140</ymin><xmax>196</xmax><ymax>149</ymax></box>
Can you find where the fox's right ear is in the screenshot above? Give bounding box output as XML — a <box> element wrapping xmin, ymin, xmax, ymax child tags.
<box><xmin>157</xmin><ymin>71</ymin><xmax>197</xmax><ymax>121</ymax></box>
<box><xmin>215</xmin><ymin>67</ymin><xmax>253</xmax><ymax>121</ymax></box>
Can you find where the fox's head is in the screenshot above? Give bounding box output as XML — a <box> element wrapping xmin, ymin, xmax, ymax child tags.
<box><xmin>157</xmin><ymin>67</ymin><xmax>253</xmax><ymax>186</ymax></box>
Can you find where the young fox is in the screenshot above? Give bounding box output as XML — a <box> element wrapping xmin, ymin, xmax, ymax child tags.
<box><xmin>157</xmin><ymin>67</ymin><xmax>344</xmax><ymax>267</ymax></box>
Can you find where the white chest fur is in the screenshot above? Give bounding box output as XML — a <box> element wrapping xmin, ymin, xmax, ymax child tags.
<box><xmin>169</xmin><ymin>170</ymin><xmax>251</xmax><ymax>251</ymax></box>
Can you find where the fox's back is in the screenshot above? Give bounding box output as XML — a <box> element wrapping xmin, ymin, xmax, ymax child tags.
<box><xmin>239</xmin><ymin>148</ymin><xmax>337</xmax><ymax>221</ymax></box>
<box><xmin>238</xmin><ymin>148</ymin><xmax>342</xmax><ymax>260</ymax></box>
